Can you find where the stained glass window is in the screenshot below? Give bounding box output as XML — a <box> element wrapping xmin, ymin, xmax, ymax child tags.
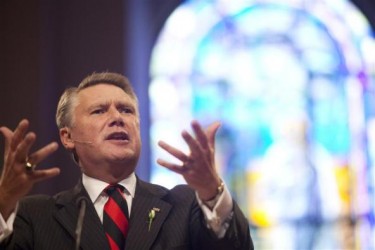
<box><xmin>149</xmin><ymin>0</ymin><xmax>375</xmax><ymax>249</ymax></box>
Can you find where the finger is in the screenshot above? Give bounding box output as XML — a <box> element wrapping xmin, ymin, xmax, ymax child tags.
<box><xmin>0</xmin><ymin>126</ymin><xmax>14</xmax><ymax>157</ymax></box>
<box><xmin>157</xmin><ymin>159</ymin><xmax>187</xmax><ymax>175</ymax></box>
<box><xmin>29</xmin><ymin>167</ymin><xmax>61</xmax><ymax>183</ymax></box>
<box><xmin>158</xmin><ymin>141</ymin><xmax>189</xmax><ymax>162</ymax></box>
<box><xmin>191</xmin><ymin>121</ymin><xmax>209</xmax><ymax>149</ymax></box>
<box><xmin>181</xmin><ymin>130</ymin><xmax>201</xmax><ymax>156</ymax></box>
<box><xmin>27</xmin><ymin>142</ymin><xmax>59</xmax><ymax>166</ymax></box>
<box><xmin>14</xmin><ymin>132</ymin><xmax>36</xmax><ymax>163</ymax></box>
<box><xmin>10</xmin><ymin>119</ymin><xmax>30</xmax><ymax>151</ymax></box>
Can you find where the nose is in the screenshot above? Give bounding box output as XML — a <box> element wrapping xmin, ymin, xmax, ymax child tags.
<box><xmin>108</xmin><ymin>107</ymin><xmax>124</xmax><ymax>127</ymax></box>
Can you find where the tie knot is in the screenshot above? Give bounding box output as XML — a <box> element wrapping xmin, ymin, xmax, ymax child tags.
<box><xmin>105</xmin><ymin>184</ymin><xmax>124</xmax><ymax>196</ymax></box>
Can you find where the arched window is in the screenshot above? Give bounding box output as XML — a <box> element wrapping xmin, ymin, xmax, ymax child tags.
<box><xmin>149</xmin><ymin>0</ymin><xmax>375</xmax><ymax>249</ymax></box>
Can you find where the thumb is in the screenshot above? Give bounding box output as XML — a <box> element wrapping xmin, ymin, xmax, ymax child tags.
<box><xmin>206</xmin><ymin>122</ymin><xmax>221</xmax><ymax>149</ymax></box>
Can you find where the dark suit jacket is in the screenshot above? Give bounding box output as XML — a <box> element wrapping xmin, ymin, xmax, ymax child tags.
<box><xmin>2</xmin><ymin>178</ymin><xmax>253</xmax><ymax>250</ymax></box>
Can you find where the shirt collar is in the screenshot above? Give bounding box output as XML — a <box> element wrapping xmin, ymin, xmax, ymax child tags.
<box><xmin>82</xmin><ymin>172</ymin><xmax>137</xmax><ymax>203</ymax></box>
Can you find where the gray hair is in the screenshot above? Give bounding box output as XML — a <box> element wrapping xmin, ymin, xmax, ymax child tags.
<box><xmin>56</xmin><ymin>72</ymin><xmax>138</xmax><ymax>129</ymax></box>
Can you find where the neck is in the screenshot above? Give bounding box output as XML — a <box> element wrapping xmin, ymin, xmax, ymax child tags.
<box><xmin>80</xmin><ymin>160</ymin><xmax>137</xmax><ymax>184</ymax></box>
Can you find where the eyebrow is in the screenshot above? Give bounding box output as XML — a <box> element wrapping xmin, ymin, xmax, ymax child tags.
<box><xmin>87</xmin><ymin>100</ymin><xmax>135</xmax><ymax>110</ymax></box>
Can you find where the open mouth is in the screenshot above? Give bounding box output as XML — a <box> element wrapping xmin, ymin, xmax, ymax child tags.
<box><xmin>106</xmin><ymin>131</ymin><xmax>130</xmax><ymax>141</ymax></box>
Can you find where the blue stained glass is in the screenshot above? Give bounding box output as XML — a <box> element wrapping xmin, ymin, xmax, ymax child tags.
<box><xmin>149</xmin><ymin>0</ymin><xmax>375</xmax><ymax>249</ymax></box>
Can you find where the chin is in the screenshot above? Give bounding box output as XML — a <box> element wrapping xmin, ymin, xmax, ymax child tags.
<box><xmin>110</xmin><ymin>153</ymin><xmax>138</xmax><ymax>163</ymax></box>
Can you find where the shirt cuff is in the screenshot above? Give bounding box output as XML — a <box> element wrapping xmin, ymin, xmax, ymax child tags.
<box><xmin>196</xmin><ymin>184</ymin><xmax>233</xmax><ymax>238</ymax></box>
<box><xmin>0</xmin><ymin>204</ymin><xmax>18</xmax><ymax>243</ymax></box>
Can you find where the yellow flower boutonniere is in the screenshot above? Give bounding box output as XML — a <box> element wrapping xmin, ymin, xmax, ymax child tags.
<box><xmin>147</xmin><ymin>207</ymin><xmax>160</xmax><ymax>232</ymax></box>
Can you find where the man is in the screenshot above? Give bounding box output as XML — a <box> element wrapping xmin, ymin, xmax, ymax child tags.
<box><xmin>0</xmin><ymin>72</ymin><xmax>253</xmax><ymax>249</ymax></box>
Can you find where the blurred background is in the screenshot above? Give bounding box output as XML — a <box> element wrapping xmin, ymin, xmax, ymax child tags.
<box><xmin>1</xmin><ymin>0</ymin><xmax>375</xmax><ymax>249</ymax></box>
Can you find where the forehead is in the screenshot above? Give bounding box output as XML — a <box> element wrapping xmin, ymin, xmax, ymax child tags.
<box><xmin>76</xmin><ymin>83</ymin><xmax>135</xmax><ymax>107</ymax></box>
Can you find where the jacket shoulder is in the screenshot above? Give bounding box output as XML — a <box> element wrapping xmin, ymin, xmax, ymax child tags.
<box><xmin>137</xmin><ymin>179</ymin><xmax>195</xmax><ymax>203</ymax></box>
<box><xmin>19</xmin><ymin>194</ymin><xmax>54</xmax><ymax>207</ymax></box>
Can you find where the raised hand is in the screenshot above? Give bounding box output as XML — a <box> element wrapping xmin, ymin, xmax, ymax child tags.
<box><xmin>157</xmin><ymin>120</ymin><xmax>221</xmax><ymax>201</ymax></box>
<box><xmin>0</xmin><ymin>119</ymin><xmax>60</xmax><ymax>220</ymax></box>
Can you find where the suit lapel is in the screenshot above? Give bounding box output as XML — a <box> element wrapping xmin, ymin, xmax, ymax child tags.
<box><xmin>125</xmin><ymin>179</ymin><xmax>172</xmax><ymax>250</ymax></box>
<box><xmin>53</xmin><ymin>181</ymin><xmax>109</xmax><ymax>250</ymax></box>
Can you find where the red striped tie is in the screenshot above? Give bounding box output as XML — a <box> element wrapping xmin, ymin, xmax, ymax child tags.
<box><xmin>103</xmin><ymin>185</ymin><xmax>129</xmax><ymax>250</ymax></box>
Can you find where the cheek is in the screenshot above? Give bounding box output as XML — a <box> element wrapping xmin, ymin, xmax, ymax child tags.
<box><xmin>132</xmin><ymin>117</ymin><xmax>140</xmax><ymax>126</ymax></box>
<box><xmin>130</xmin><ymin>120</ymin><xmax>141</xmax><ymax>142</ymax></box>
<box><xmin>129</xmin><ymin>118</ymin><xmax>140</xmax><ymax>130</ymax></box>
<box><xmin>74</xmin><ymin>121</ymin><xmax>101</xmax><ymax>138</ymax></box>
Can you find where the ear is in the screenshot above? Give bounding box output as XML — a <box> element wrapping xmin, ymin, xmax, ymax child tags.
<box><xmin>60</xmin><ymin>127</ymin><xmax>75</xmax><ymax>150</ymax></box>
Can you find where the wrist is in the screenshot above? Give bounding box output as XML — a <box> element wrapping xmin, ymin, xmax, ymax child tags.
<box><xmin>199</xmin><ymin>179</ymin><xmax>224</xmax><ymax>202</ymax></box>
<box><xmin>0</xmin><ymin>190</ymin><xmax>17</xmax><ymax>221</ymax></box>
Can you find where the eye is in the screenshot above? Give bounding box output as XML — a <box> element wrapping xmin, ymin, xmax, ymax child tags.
<box><xmin>91</xmin><ymin>109</ymin><xmax>105</xmax><ymax>114</ymax></box>
<box><xmin>119</xmin><ymin>107</ymin><xmax>134</xmax><ymax>114</ymax></box>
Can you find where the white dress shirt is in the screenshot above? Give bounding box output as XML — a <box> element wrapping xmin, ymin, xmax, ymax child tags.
<box><xmin>82</xmin><ymin>173</ymin><xmax>136</xmax><ymax>222</ymax></box>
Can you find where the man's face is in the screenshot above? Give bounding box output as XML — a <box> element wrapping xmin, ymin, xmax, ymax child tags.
<box><xmin>63</xmin><ymin>83</ymin><xmax>141</xmax><ymax>179</ymax></box>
